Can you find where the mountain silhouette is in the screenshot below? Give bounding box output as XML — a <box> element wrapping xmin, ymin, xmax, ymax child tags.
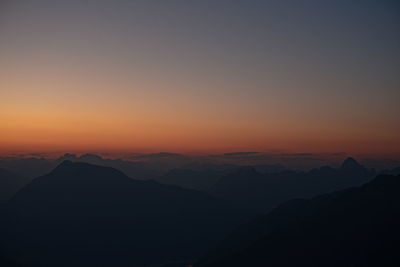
<box><xmin>0</xmin><ymin>168</ymin><xmax>29</xmax><ymax>202</ymax></box>
<box><xmin>341</xmin><ymin>157</ymin><xmax>362</xmax><ymax>169</ymax></box>
<box><xmin>340</xmin><ymin>157</ymin><xmax>372</xmax><ymax>176</ymax></box>
<box><xmin>0</xmin><ymin>157</ymin><xmax>55</xmax><ymax>179</ymax></box>
<box><xmin>55</xmin><ymin>153</ymin><xmax>163</xmax><ymax>179</ymax></box>
<box><xmin>209</xmin><ymin>158</ymin><xmax>375</xmax><ymax>212</ymax></box>
<box><xmin>156</xmin><ymin>168</ymin><xmax>229</xmax><ymax>191</ymax></box>
<box><xmin>382</xmin><ymin>166</ymin><xmax>400</xmax><ymax>176</ymax></box>
<box><xmin>198</xmin><ymin>174</ymin><xmax>400</xmax><ymax>267</ymax></box>
<box><xmin>0</xmin><ymin>153</ymin><xmax>181</xmax><ymax>180</ymax></box>
<box><xmin>1</xmin><ymin>161</ymin><xmax>249</xmax><ymax>267</ymax></box>
<box><xmin>154</xmin><ymin>163</ymin><xmax>285</xmax><ymax>191</ymax></box>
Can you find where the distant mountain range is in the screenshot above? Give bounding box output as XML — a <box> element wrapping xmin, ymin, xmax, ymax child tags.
<box><xmin>0</xmin><ymin>157</ymin><xmax>399</xmax><ymax>266</ymax></box>
<box><xmin>1</xmin><ymin>155</ymin><xmax>398</xmax><ymax>212</ymax></box>
<box><xmin>156</xmin><ymin>168</ymin><xmax>227</xmax><ymax>191</ymax></box>
<box><xmin>198</xmin><ymin>174</ymin><xmax>400</xmax><ymax>267</ymax></box>
<box><xmin>0</xmin><ymin>153</ymin><xmax>173</xmax><ymax>180</ymax></box>
<box><xmin>155</xmin><ymin>163</ymin><xmax>287</xmax><ymax>191</ymax></box>
<box><xmin>208</xmin><ymin>157</ymin><xmax>376</xmax><ymax>212</ymax></box>
<box><xmin>0</xmin><ymin>161</ymin><xmax>249</xmax><ymax>266</ymax></box>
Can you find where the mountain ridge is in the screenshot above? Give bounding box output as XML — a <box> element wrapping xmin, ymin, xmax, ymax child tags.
<box><xmin>208</xmin><ymin>157</ymin><xmax>375</xmax><ymax>212</ymax></box>
<box><xmin>198</xmin><ymin>174</ymin><xmax>400</xmax><ymax>267</ymax></box>
<box><xmin>2</xmin><ymin>161</ymin><xmax>249</xmax><ymax>267</ymax></box>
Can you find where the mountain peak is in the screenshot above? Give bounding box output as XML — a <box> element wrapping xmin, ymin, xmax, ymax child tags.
<box><xmin>50</xmin><ymin>160</ymin><xmax>126</xmax><ymax>179</ymax></box>
<box><xmin>341</xmin><ymin>157</ymin><xmax>362</xmax><ymax>169</ymax></box>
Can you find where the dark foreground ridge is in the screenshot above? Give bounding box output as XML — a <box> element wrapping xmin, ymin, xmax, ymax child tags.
<box><xmin>198</xmin><ymin>174</ymin><xmax>400</xmax><ymax>267</ymax></box>
<box><xmin>0</xmin><ymin>161</ymin><xmax>248</xmax><ymax>267</ymax></box>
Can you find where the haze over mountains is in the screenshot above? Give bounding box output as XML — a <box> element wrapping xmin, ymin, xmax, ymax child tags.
<box><xmin>209</xmin><ymin>157</ymin><xmax>376</xmax><ymax>212</ymax></box>
<box><xmin>2</xmin><ymin>154</ymin><xmax>396</xmax><ymax>215</ymax></box>
<box><xmin>1</xmin><ymin>153</ymin><xmax>398</xmax><ymax>202</ymax></box>
<box><xmin>2</xmin><ymin>152</ymin><xmax>398</xmax><ymax>179</ymax></box>
<box><xmin>0</xmin><ymin>153</ymin><xmax>399</xmax><ymax>266</ymax></box>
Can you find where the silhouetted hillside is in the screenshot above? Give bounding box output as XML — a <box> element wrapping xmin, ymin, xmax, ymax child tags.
<box><xmin>382</xmin><ymin>166</ymin><xmax>400</xmax><ymax>176</ymax></box>
<box><xmin>0</xmin><ymin>157</ymin><xmax>54</xmax><ymax>179</ymax></box>
<box><xmin>156</xmin><ymin>169</ymin><xmax>228</xmax><ymax>191</ymax></box>
<box><xmin>1</xmin><ymin>161</ymin><xmax>249</xmax><ymax>267</ymax></box>
<box><xmin>209</xmin><ymin>158</ymin><xmax>375</xmax><ymax>212</ymax></box>
<box><xmin>0</xmin><ymin>153</ymin><xmax>179</xmax><ymax>181</ymax></box>
<box><xmin>198</xmin><ymin>174</ymin><xmax>400</xmax><ymax>267</ymax></box>
<box><xmin>56</xmin><ymin>153</ymin><xmax>163</xmax><ymax>179</ymax></box>
<box><xmin>156</xmin><ymin>164</ymin><xmax>287</xmax><ymax>191</ymax></box>
<box><xmin>0</xmin><ymin>169</ymin><xmax>29</xmax><ymax>203</ymax></box>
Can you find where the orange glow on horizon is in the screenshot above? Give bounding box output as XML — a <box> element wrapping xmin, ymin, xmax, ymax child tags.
<box><xmin>1</xmin><ymin>105</ymin><xmax>399</xmax><ymax>158</ymax></box>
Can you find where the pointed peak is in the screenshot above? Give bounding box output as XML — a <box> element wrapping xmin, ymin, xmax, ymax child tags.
<box><xmin>341</xmin><ymin>157</ymin><xmax>362</xmax><ymax>169</ymax></box>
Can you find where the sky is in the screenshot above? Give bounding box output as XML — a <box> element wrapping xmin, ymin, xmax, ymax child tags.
<box><xmin>0</xmin><ymin>0</ymin><xmax>399</xmax><ymax>157</ymax></box>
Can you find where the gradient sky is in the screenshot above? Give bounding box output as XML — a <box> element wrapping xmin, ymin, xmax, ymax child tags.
<box><xmin>1</xmin><ymin>0</ymin><xmax>399</xmax><ymax>156</ymax></box>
